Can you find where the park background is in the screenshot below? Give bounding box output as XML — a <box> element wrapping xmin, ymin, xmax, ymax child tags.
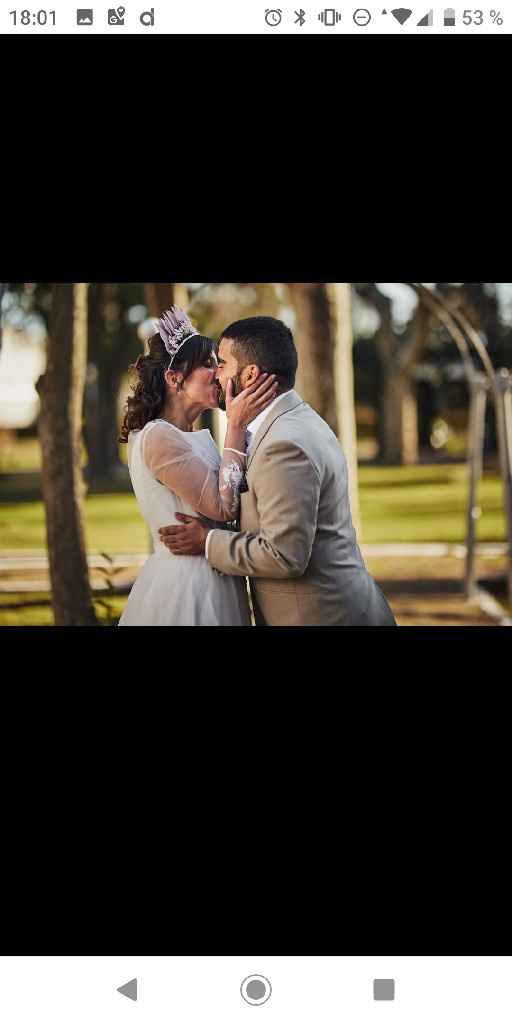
<box><xmin>0</xmin><ymin>282</ymin><xmax>511</xmax><ymax>626</ymax></box>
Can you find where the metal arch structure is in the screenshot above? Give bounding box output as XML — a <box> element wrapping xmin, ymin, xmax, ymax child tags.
<box><xmin>441</xmin><ymin>299</ymin><xmax>512</xmax><ymax>603</ymax></box>
<box><xmin>411</xmin><ymin>284</ymin><xmax>512</xmax><ymax>604</ymax></box>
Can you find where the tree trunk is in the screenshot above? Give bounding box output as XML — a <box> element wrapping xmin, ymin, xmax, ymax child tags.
<box><xmin>84</xmin><ymin>363</ymin><xmax>124</xmax><ymax>478</ymax></box>
<box><xmin>286</xmin><ymin>283</ymin><xmax>338</xmax><ymax>434</ymax></box>
<box><xmin>356</xmin><ymin>285</ymin><xmax>429</xmax><ymax>466</ymax></box>
<box><xmin>329</xmin><ymin>283</ymin><xmax>361</xmax><ymax>538</ymax></box>
<box><xmin>401</xmin><ymin>377</ymin><xmax>419</xmax><ymax>465</ymax></box>
<box><xmin>0</xmin><ymin>282</ymin><xmax>7</xmax><ymax>352</ymax></box>
<box><xmin>84</xmin><ymin>283</ymin><xmax>120</xmax><ymax>478</ymax></box>
<box><xmin>85</xmin><ymin>283</ymin><xmax>142</xmax><ymax>480</ymax></box>
<box><xmin>145</xmin><ymin>283</ymin><xmax>178</xmax><ymax>317</ymax></box>
<box><xmin>37</xmin><ymin>284</ymin><xmax>98</xmax><ymax>626</ymax></box>
<box><xmin>379</xmin><ymin>369</ymin><xmax>418</xmax><ymax>465</ymax></box>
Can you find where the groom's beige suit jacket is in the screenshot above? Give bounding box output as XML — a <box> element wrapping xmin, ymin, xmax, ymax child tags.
<box><xmin>207</xmin><ymin>390</ymin><xmax>396</xmax><ymax>626</ymax></box>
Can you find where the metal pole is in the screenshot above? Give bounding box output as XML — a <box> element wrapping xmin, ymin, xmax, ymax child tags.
<box><xmin>494</xmin><ymin>369</ymin><xmax>512</xmax><ymax>604</ymax></box>
<box><xmin>464</xmin><ymin>373</ymin><xmax>488</xmax><ymax>599</ymax></box>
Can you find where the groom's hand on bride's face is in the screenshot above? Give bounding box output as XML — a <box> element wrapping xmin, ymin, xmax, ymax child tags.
<box><xmin>159</xmin><ymin>514</ymin><xmax>209</xmax><ymax>556</ymax></box>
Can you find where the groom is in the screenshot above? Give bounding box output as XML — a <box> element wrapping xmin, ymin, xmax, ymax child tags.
<box><xmin>159</xmin><ymin>316</ymin><xmax>396</xmax><ymax>626</ymax></box>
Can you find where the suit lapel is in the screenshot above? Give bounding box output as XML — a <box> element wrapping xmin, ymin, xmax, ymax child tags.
<box><xmin>247</xmin><ymin>390</ymin><xmax>304</xmax><ymax>469</ymax></box>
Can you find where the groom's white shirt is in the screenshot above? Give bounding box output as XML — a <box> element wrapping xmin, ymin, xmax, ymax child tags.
<box><xmin>205</xmin><ymin>390</ymin><xmax>290</xmax><ymax>563</ymax></box>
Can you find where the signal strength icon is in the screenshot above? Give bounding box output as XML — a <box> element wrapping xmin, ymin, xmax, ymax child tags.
<box><xmin>392</xmin><ymin>7</ymin><xmax>413</xmax><ymax>22</ymax></box>
<box><xmin>418</xmin><ymin>8</ymin><xmax>433</xmax><ymax>23</ymax></box>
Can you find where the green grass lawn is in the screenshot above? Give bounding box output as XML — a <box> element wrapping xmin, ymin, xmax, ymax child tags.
<box><xmin>358</xmin><ymin>464</ymin><xmax>506</xmax><ymax>543</ymax></box>
<box><xmin>0</xmin><ymin>593</ymin><xmax>127</xmax><ymax>626</ymax></box>
<box><xmin>0</xmin><ymin>463</ymin><xmax>508</xmax><ymax>626</ymax></box>
<box><xmin>0</xmin><ymin>463</ymin><xmax>507</xmax><ymax>553</ymax></box>
<box><xmin>0</xmin><ymin>493</ymin><xmax>148</xmax><ymax>552</ymax></box>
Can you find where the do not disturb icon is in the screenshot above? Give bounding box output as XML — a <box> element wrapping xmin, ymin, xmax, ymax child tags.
<box><xmin>108</xmin><ymin>6</ymin><xmax>125</xmax><ymax>23</ymax></box>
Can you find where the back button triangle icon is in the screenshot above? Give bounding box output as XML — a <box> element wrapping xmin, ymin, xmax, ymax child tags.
<box><xmin>118</xmin><ymin>979</ymin><xmax>138</xmax><ymax>1002</ymax></box>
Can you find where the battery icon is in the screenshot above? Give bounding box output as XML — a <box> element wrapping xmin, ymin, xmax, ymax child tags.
<box><xmin>444</xmin><ymin>7</ymin><xmax>456</xmax><ymax>24</ymax></box>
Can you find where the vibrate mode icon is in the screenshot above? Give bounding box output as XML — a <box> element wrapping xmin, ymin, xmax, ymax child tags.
<box><xmin>319</xmin><ymin>8</ymin><xmax>342</xmax><ymax>24</ymax></box>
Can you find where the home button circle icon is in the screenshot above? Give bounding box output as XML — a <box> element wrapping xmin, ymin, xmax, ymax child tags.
<box><xmin>241</xmin><ymin>975</ymin><xmax>272</xmax><ymax>1006</ymax></box>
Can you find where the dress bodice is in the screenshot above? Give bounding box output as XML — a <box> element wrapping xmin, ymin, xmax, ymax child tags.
<box><xmin>128</xmin><ymin>421</ymin><xmax>222</xmax><ymax>550</ymax></box>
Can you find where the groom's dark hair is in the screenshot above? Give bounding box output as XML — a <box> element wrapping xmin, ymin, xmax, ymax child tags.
<box><xmin>221</xmin><ymin>316</ymin><xmax>298</xmax><ymax>390</ymax></box>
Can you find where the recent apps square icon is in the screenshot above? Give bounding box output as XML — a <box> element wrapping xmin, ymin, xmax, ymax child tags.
<box><xmin>374</xmin><ymin>980</ymin><xmax>396</xmax><ymax>1002</ymax></box>
<box><xmin>77</xmin><ymin>8</ymin><xmax>93</xmax><ymax>23</ymax></box>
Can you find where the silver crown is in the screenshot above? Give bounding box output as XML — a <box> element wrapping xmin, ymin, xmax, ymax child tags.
<box><xmin>157</xmin><ymin>306</ymin><xmax>199</xmax><ymax>367</ymax></box>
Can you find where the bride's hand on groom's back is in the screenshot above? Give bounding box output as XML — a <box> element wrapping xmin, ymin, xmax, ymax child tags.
<box><xmin>227</xmin><ymin>374</ymin><xmax>279</xmax><ymax>428</ymax></box>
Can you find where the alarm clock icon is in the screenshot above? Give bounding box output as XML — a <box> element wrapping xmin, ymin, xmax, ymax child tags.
<box><xmin>265</xmin><ymin>8</ymin><xmax>282</xmax><ymax>25</ymax></box>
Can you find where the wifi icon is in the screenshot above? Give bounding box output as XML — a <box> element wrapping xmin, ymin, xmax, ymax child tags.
<box><xmin>392</xmin><ymin>7</ymin><xmax>413</xmax><ymax>21</ymax></box>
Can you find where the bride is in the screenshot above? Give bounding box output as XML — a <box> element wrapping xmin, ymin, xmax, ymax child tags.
<box><xmin>118</xmin><ymin>307</ymin><xmax>278</xmax><ymax>626</ymax></box>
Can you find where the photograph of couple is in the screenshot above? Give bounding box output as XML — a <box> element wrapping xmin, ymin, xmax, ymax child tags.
<box><xmin>118</xmin><ymin>307</ymin><xmax>396</xmax><ymax>627</ymax></box>
<box><xmin>2</xmin><ymin>282</ymin><xmax>510</xmax><ymax>629</ymax></box>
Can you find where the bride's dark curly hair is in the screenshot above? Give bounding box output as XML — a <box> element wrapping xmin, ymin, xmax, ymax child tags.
<box><xmin>119</xmin><ymin>332</ymin><xmax>216</xmax><ymax>443</ymax></box>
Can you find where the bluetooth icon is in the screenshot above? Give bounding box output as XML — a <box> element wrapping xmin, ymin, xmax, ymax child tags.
<box><xmin>295</xmin><ymin>8</ymin><xmax>306</xmax><ymax>24</ymax></box>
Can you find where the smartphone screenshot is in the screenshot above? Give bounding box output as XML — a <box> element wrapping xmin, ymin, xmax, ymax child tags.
<box><xmin>1</xmin><ymin>957</ymin><xmax>511</xmax><ymax>1023</ymax></box>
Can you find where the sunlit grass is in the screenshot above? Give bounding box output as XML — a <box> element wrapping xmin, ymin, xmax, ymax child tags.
<box><xmin>1</xmin><ymin>463</ymin><xmax>508</xmax><ymax>626</ymax></box>
<box><xmin>0</xmin><ymin>438</ymin><xmax>42</xmax><ymax>473</ymax></box>
<box><xmin>0</xmin><ymin>464</ymin><xmax>508</xmax><ymax>553</ymax></box>
<box><xmin>0</xmin><ymin>437</ymin><xmax>128</xmax><ymax>473</ymax></box>
<box><xmin>0</xmin><ymin>593</ymin><xmax>128</xmax><ymax>626</ymax></box>
<box><xmin>358</xmin><ymin>465</ymin><xmax>506</xmax><ymax>544</ymax></box>
<box><xmin>83</xmin><ymin>494</ymin><xmax>148</xmax><ymax>552</ymax></box>
<box><xmin>0</xmin><ymin>493</ymin><xmax>148</xmax><ymax>552</ymax></box>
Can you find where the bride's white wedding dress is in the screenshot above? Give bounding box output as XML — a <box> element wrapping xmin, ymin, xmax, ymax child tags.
<box><xmin>118</xmin><ymin>419</ymin><xmax>251</xmax><ymax>626</ymax></box>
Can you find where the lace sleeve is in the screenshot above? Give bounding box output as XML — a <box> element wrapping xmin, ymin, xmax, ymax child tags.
<box><xmin>142</xmin><ymin>422</ymin><xmax>246</xmax><ymax>522</ymax></box>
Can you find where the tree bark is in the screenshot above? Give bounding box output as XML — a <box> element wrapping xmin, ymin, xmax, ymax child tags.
<box><xmin>0</xmin><ymin>282</ymin><xmax>7</xmax><ymax>352</ymax></box>
<box><xmin>145</xmin><ymin>283</ymin><xmax>178</xmax><ymax>317</ymax></box>
<box><xmin>84</xmin><ymin>283</ymin><xmax>122</xmax><ymax>478</ymax></box>
<box><xmin>85</xmin><ymin>283</ymin><xmax>145</xmax><ymax>480</ymax></box>
<box><xmin>401</xmin><ymin>377</ymin><xmax>419</xmax><ymax>465</ymax></box>
<box><xmin>329</xmin><ymin>283</ymin><xmax>361</xmax><ymax>538</ymax></box>
<box><xmin>84</xmin><ymin>364</ymin><xmax>124</xmax><ymax>477</ymax></box>
<box><xmin>356</xmin><ymin>285</ymin><xmax>429</xmax><ymax>465</ymax></box>
<box><xmin>378</xmin><ymin>370</ymin><xmax>420</xmax><ymax>466</ymax></box>
<box><xmin>286</xmin><ymin>283</ymin><xmax>338</xmax><ymax>434</ymax></box>
<box><xmin>37</xmin><ymin>284</ymin><xmax>98</xmax><ymax>626</ymax></box>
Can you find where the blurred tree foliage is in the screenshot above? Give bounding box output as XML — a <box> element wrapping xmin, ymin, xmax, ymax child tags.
<box><xmin>354</xmin><ymin>283</ymin><xmax>512</xmax><ymax>464</ymax></box>
<box><xmin>189</xmin><ymin>283</ymin><xmax>340</xmax><ymax>435</ymax></box>
<box><xmin>6</xmin><ymin>283</ymin><xmax>146</xmax><ymax>478</ymax></box>
<box><xmin>4</xmin><ymin>282</ymin><xmax>512</xmax><ymax>473</ymax></box>
<box><xmin>354</xmin><ymin>284</ymin><xmax>431</xmax><ymax>464</ymax></box>
<box><xmin>189</xmin><ymin>283</ymin><xmax>281</xmax><ymax>336</ymax></box>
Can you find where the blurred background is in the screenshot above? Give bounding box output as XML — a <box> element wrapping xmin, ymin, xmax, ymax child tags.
<box><xmin>1</xmin><ymin>282</ymin><xmax>511</xmax><ymax>626</ymax></box>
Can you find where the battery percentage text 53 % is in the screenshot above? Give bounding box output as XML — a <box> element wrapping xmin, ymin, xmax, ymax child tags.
<box><xmin>463</xmin><ymin>9</ymin><xmax>503</xmax><ymax>22</ymax></box>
